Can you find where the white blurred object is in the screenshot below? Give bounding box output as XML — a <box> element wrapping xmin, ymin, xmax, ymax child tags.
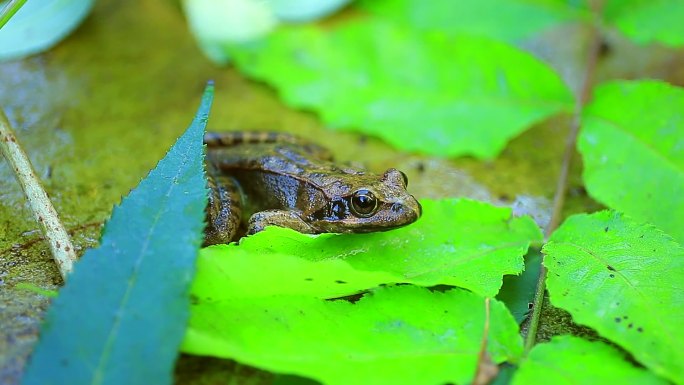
<box><xmin>182</xmin><ymin>0</ymin><xmax>278</xmax><ymax>65</ymax></box>
<box><xmin>0</xmin><ymin>0</ymin><xmax>94</xmax><ymax>61</ymax></box>
<box><xmin>269</xmin><ymin>0</ymin><xmax>351</xmax><ymax>22</ymax></box>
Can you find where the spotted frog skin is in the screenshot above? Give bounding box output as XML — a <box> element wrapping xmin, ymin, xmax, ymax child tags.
<box><xmin>203</xmin><ymin>131</ymin><xmax>422</xmax><ymax>245</ymax></box>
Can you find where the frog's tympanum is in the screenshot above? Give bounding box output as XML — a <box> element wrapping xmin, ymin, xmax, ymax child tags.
<box><xmin>203</xmin><ymin>131</ymin><xmax>422</xmax><ymax>245</ymax></box>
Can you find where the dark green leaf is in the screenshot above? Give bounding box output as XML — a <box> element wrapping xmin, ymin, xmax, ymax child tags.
<box><xmin>184</xmin><ymin>285</ymin><xmax>522</xmax><ymax>385</ymax></box>
<box><xmin>496</xmin><ymin>250</ymin><xmax>542</xmax><ymax>323</ymax></box>
<box><xmin>579</xmin><ymin>80</ymin><xmax>684</xmax><ymax>244</ymax></box>
<box><xmin>543</xmin><ymin>211</ymin><xmax>684</xmax><ymax>384</ymax></box>
<box><xmin>513</xmin><ymin>335</ymin><xmax>669</xmax><ymax>385</ymax></box>
<box><xmin>21</xmin><ymin>84</ymin><xmax>213</xmax><ymax>385</ymax></box>
<box><xmin>230</xmin><ymin>20</ymin><xmax>573</xmax><ymax>158</ymax></box>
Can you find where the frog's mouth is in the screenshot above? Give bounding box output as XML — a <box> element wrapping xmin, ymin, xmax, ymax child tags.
<box><xmin>313</xmin><ymin>198</ymin><xmax>422</xmax><ymax>233</ymax></box>
<box><xmin>340</xmin><ymin>222</ymin><xmax>414</xmax><ymax>233</ymax></box>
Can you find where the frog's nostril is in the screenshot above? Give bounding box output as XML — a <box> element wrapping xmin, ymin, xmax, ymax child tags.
<box><xmin>391</xmin><ymin>202</ymin><xmax>402</xmax><ymax>213</ymax></box>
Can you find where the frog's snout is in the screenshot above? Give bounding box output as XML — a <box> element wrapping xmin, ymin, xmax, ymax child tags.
<box><xmin>390</xmin><ymin>195</ymin><xmax>422</xmax><ymax>223</ymax></box>
<box><xmin>408</xmin><ymin>196</ymin><xmax>422</xmax><ymax>220</ymax></box>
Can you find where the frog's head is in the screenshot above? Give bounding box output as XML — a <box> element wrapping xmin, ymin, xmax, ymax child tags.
<box><xmin>311</xmin><ymin>168</ymin><xmax>422</xmax><ymax>233</ymax></box>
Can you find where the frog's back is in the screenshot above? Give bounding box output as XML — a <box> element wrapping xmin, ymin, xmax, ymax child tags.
<box><xmin>207</xmin><ymin>142</ymin><xmax>364</xmax><ymax>213</ymax></box>
<box><xmin>208</xmin><ymin>140</ymin><xmax>366</xmax><ymax>181</ymax></box>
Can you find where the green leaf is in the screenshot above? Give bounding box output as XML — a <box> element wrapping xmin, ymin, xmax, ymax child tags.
<box><xmin>512</xmin><ymin>335</ymin><xmax>669</xmax><ymax>385</ymax></box>
<box><xmin>185</xmin><ymin>199</ymin><xmax>536</xmax><ymax>383</ymax></box>
<box><xmin>579</xmin><ymin>80</ymin><xmax>684</xmax><ymax>244</ymax></box>
<box><xmin>230</xmin><ymin>20</ymin><xmax>573</xmax><ymax>158</ymax></box>
<box><xmin>605</xmin><ymin>0</ymin><xmax>684</xmax><ymax>47</ymax></box>
<box><xmin>21</xmin><ymin>84</ymin><xmax>213</xmax><ymax>385</ymax></box>
<box><xmin>193</xmin><ymin>246</ymin><xmax>401</xmax><ymax>300</ymax></box>
<box><xmin>0</xmin><ymin>0</ymin><xmax>94</xmax><ymax>61</ymax></box>
<box><xmin>543</xmin><ymin>211</ymin><xmax>684</xmax><ymax>384</ymax></box>
<box><xmin>184</xmin><ymin>285</ymin><xmax>523</xmax><ymax>385</ymax></box>
<box><xmin>359</xmin><ymin>0</ymin><xmax>586</xmax><ymax>42</ymax></box>
<box><xmin>196</xmin><ymin>199</ymin><xmax>542</xmax><ymax>298</ymax></box>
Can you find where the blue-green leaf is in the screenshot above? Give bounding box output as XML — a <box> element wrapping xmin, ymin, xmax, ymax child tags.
<box><xmin>0</xmin><ymin>0</ymin><xmax>94</xmax><ymax>61</ymax></box>
<box><xmin>21</xmin><ymin>84</ymin><xmax>213</xmax><ymax>385</ymax></box>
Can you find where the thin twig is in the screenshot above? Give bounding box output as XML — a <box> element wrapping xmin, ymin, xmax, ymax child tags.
<box><xmin>473</xmin><ymin>298</ymin><xmax>498</xmax><ymax>385</ymax></box>
<box><xmin>0</xmin><ymin>107</ymin><xmax>76</xmax><ymax>281</ymax></box>
<box><xmin>0</xmin><ymin>0</ymin><xmax>27</xmax><ymax>30</ymax></box>
<box><xmin>524</xmin><ymin>1</ymin><xmax>605</xmax><ymax>355</ymax></box>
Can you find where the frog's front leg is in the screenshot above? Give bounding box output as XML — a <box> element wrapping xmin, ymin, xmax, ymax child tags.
<box><xmin>247</xmin><ymin>210</ymin><xmax>316</xmax><ymax>235</ymax></box>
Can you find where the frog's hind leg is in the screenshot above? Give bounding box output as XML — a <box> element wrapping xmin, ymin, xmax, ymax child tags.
<box><xmin>204</xmin><ymin>167</ymin><xmax>242</xmax><ymax>246</ymax></box>
<box><xmin>204</xmin><ymin>131</ymin><xmax>334</xmax><ymax>161</ymax></box>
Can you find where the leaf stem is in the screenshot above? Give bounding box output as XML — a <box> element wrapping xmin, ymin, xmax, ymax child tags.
<box><xmin>523</xmin><ymin>0</ymin><xmax>604</xmax><ymax>355</ymax></box>
<box><xmin>473</xmin><ymin>298</ymin><xmax>497</xmax><ymax>385</ymax></box>
<box><xmin>0</xmin><ymin>107</ymin><xmax>76</xmax><ymax>281</ymax></box>
<box><xmin>0</xmin><ymin>0</ymin><xmax>27</xmax><ymax>30</ymax></box>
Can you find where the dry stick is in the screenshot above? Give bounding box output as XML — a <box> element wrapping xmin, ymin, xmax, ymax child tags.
<box><xmin>0</xmin><ymin>107</ymin><xmax>76</xmax><ymax>281</ymax></box>
<box><xmin>523</xmin><ymin>2</ymin><xmax>604</xmax><ymax>355</ymax></box>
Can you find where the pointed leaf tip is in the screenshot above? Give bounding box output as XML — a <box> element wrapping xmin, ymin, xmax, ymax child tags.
<box><xmin>22</xmin><ymin>87</ymin><xmax>213</xmax><ymax>385</ymax></box>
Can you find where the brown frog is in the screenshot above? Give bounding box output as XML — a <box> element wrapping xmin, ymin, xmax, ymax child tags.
<box><xmin>203</xmin><ymin>131</ymin><xmax>422</xmax><ymax>245</ymax></box>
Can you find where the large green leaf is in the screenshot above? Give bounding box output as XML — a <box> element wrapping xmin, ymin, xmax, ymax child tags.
<box><xmin>198</xmin><ymin>199</ymin><xmax>542</xmax><ymax>298</ymax></box>
<box><xmin>513</xmin><ymin>335</ymin><xmax>669</xmax><ymax>385</ymax></box>
<box><xmin>604</xmin><ymin>0</ymin><xmax>684</xmax><ymax>47</ymax></box>
<box><xmin>193</xmin><ymin>246</ymin><xmax>401</xmax><ymax>301</ymax></box>
<box><xmin>184</xmin><ymin>285</ymin><xmax>522</xmax><ymax>385</ymax></box>
<box><xmin>543</xmin><ymin>211</ymin><xmax>684</xmax><ymax>384</ymax></box>
<box><xmin>579</xmin><ymin>80</ymin><xmax>684</xmax><ymax>244</ymax></box>
<box><xmin>359</xmin><ymin>0</ymin><xmax>585</xmax><ymax>42</ymax></box>
<box><xmin>0</xmin><ymin>0</ymin><xmax>94</xmax><ymax>61</ymax></box>
<box><xmin>21</xmin><ymin>85</ymin><xmax>212</xmax><ymax>385</ymax></box>
<box><xmin>230</xmin><ymin>20</ymin><xmax>573</xmax><ymax>158</ymax></box>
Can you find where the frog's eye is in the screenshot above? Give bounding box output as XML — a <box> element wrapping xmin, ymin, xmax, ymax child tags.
<box><xmin>350</xmin><ymin>189</ymin><xmax>378</xmax><ymax>218</ymax></box>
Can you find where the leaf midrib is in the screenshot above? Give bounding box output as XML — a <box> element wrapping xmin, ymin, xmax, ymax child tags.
<box><xmin>91</xmin><ymin>149</ymin><xmax>192</xmax><ymax>385</ymax></box>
